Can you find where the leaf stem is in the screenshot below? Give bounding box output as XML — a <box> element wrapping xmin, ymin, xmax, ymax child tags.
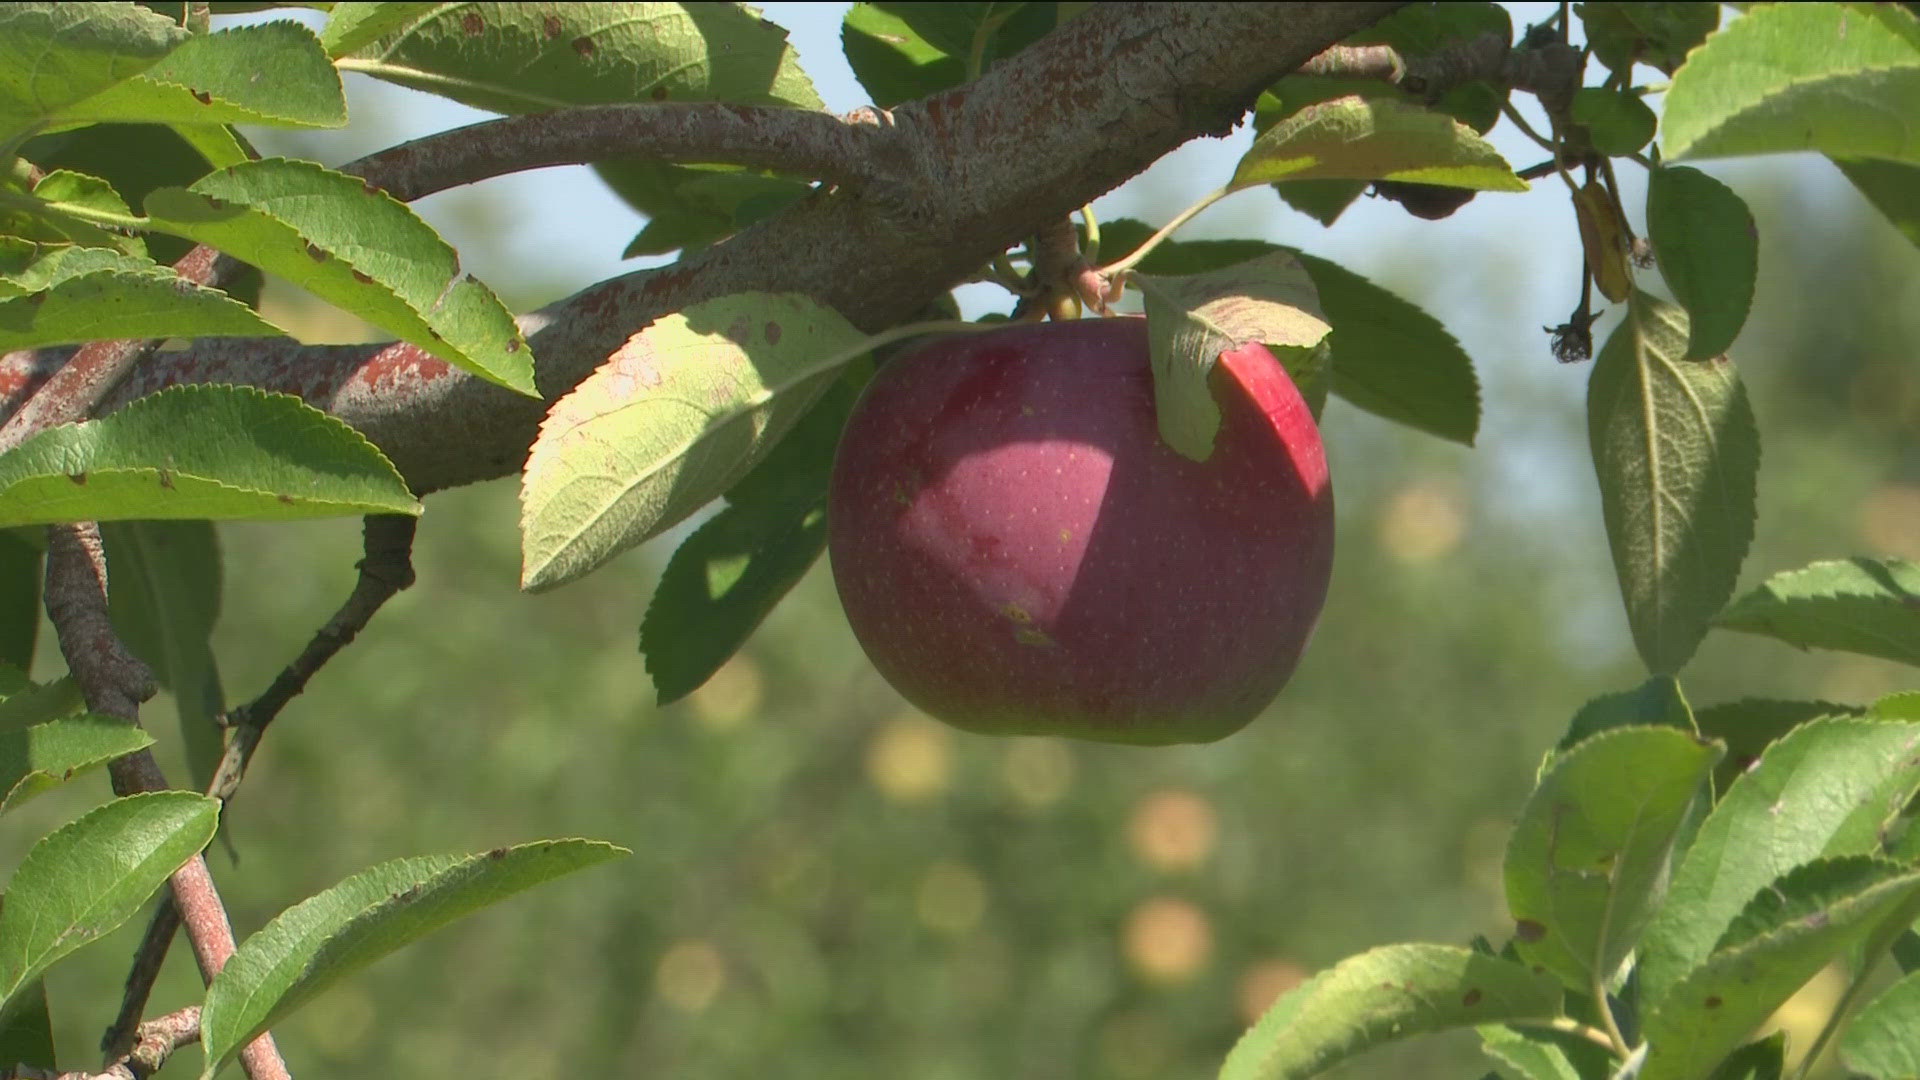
<box><xmin>1081</xmin><ymin>204</ymin><xmax>1102</xmax><ymax>265</ymax></box>
<box><xmin>1506</xmin><ymin>1016</ymin><xmax>1626</xmax><ymax>1055</ymax></box>
<box><xmin>1098</xmin><ymin>185</ymin><xmax>1233</xmax><ymax>275</ymax></box>
<box><xmin>1500</xmin><ymin>100</ymin><xmax>1558</xmax><ymax>155</ymax></box>
<box><xmin>1591</xmin><ymin>971</ymin><xmax>1632</xmax><ymax>1058</ymax></box>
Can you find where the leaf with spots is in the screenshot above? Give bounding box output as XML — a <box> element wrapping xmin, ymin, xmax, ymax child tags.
<box><xmin>1639</xmin><ymin>858</ymin><xmax>1920</xmax><ymax>1080</ymax></box>
<box><xmin>336</xmin><ymin>3</ymin><xmax>822</xmax><ymax>114</ymax></box>
<box><xmin>0</xmin><ymin>792</ymin><xmax>219</xmax><ymax>1027</ymax></box>
<box><xmin>0</xmin><ymin>384</ymin><xmax>420</xmax><ymax>527</ymax></box>
<box><xmin>1661</xmin><ymin>3</ymin><xmax>1920</xmax><ymax>165</ymax></box>
<box><xmin>519</xmin><ymin>292</ymin><xmax>870</xmax><ymax>592</ymax></box>
<box><xmin>1587</xmin><ymin>292</ymin><xmax>1758</xmax><ymax>675</ymax></box>
<box><xmin>39</xmin><ymin>20</ymin><xmax>345</xmax><ymax>133</ymax></box>
<box><xmin>1504</xmin><ymin>726</ymin><xmax>1718</xmax><ymax>993</ymax></box>
<box><xmin>199</xmin><ymin>839</ymin><xmax>625</xmax><ymax>1079</ymax></box>
<box><xmin>1219</xmin><ymin>943</ymin><xmax>1563</xmax><ymax>1080</ymax></box>
<box><xmin>0</xmin><ymin>715</ymin><xmax>154</xmax><ymax>816</ymax></box>
<box><xmin>1714</xmin><ymin>557</ymin><xmax>1920</xmax><ymax>669</ymax></box>
<box><xmin>143</xmin><ymin>157</ymin><xmax>535</xmax><ymax>394</ymax></box>
<box><xmin>1133</xmin><ymin>250</ymin><xmax>1331</xmax><ymax>462</ymax></box>
<box><xmin>1637</xmin><ymin>717</ymin><xmax>1920</xmax><ymax>1005</ymax></box>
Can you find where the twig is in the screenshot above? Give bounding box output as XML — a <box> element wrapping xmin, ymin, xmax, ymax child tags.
<box><xmin>339</xmin><ymin>102</ymin><xmax>892</xmax><ymax>203</ymax></box>
<box><xmin>42</xmin><ymin>525</ymin><xmax>292</xmax><ymax>1080</ymax></box>
<box><xmin>211</xmin><ymin>515</ymin><xmax>418</xmax><ymax>802</ymax></box>
<box><xmin>53</xmin><ymin>1007</ymin><xmax>203</xmax><ymax>1079</ymax></box>
<box><xmin>99</xmin><ymin>901</ymin><xmax>182</xmax><ymax>1063</ymax></box>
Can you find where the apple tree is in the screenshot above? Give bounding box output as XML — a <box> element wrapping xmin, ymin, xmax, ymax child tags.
<box><xmin>0</xmin><ymin>2</ymin><xmax>1917</xmax><ymax>1078</ymax></box>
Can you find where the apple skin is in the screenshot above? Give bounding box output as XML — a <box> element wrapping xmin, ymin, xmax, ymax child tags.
<box><xmin>827</xmin><ymin>316</ymin><xmax>1334</xmax><ymax>745</ymax></box>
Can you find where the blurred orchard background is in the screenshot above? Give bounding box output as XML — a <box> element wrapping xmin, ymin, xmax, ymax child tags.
<box><xmin>5</xmin><ymin>3</ymin><xmax>1918</xmax><ymax>1077</ymax></box>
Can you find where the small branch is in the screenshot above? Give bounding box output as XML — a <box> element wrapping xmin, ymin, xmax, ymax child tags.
<box><xmin>0</xmin><ymin>245</ymin><xmax>225</xmax><ymax>456</ymax></box>
<box><xmin>99</xmin><ymin>901</ymin><xmax>183</xmax><ymax>1063</ymax></box>
<box><xmin>211</xmin><ymin>515</ymin><xmax>418</xmax><ymax>802</ymax></box>
<box><xmin>340</xmin><ymin>102</ymin><xmax>893</xmax><ymax>203</ymax></box>
<box><xmin>42</xmin><ymin>524</ymin><xmax>292</xmax><ymax>1080</ymax></box>
<box><xmin>55</xmin><ymin>1007</ymin><xmax>202</xmax><ymax>1080</ymax></box>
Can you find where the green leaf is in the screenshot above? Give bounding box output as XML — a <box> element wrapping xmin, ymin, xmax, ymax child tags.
<box><xmin>640</xmin><ymin>371</ymin><xmax>860</xmax><ymax>704</ymax></box>
<box><xmin>598</xmin><ymin>160</ymin><xmax>807</xmax><ymax>259</ymax></box>
<box><xmin>0</xmin><ymin>978</ymin><xmax>54</xmax><ymax>1072</ymax></box>
<box><xmin>45</xmin><ymin>20</ymin><xmax>345</xmax><ymax>131</ymax></box>
<box><xmin>1662</xmin><ymin>3</ymin><xmax>1920</xmax><ymax>164</ymax></box>
<box><xmin>1835</xmin><ymin>157</ymin><xmax>1920</xmax><ymax>250</ymax></box>
<box><xmin>1714</xmin><ymin>558</ymin><xmax>1920</xmax><ymax>669</ymax></box>
<box><xmin>0</xmin><ymin>384</ymin><xmax>420</xmax><ymax>527</ymax></box>
<box><xmin>1505</xmin><ymin>726</ymin><xmax>1719</xmax><ymax>992</ymax></box>
<box><xmin>1293</xmin><ymin>252</ymin><xmax>1479</xmax><ymax>445</ymax></box>
<box><xmin>1647</xmin><ymin>166</ymin><xmax>1757</xmax><ymax>361</ymax></box>
<box><xmin>1693</xmin><ymin>698</ymin><xmax>1862</xmax><ymax>793</ymax></box>
<box><xmin>0</xmin><ymin>267</ymin><xmax>284</xmax><ymax>351</ymax></box>
<box><xmin>1219</xmin><ymin>944</ymin><xmax>1564</xmax><ymax>1080</ymax></box>
<box><xmin>103</xmin><ymin>521</ymin><xmax>223</xmax><ymax>791</ymax></box>
<box><xmin>1844</xmin><ymin>968</ymin><xmax>1920</xmax><ymax>1078</ymax></box>
<box><xmin>1571</xmin><ymin>87</ymin><xmax>1659</xmax><ymax>156</ymax></box>
<box><xmin>0</xmin><ymin>3</ymin><xmax>186</xmax><ymax>144</ymax></box>
<box><xmin>199</xmin><ymin>839</ymin><xmax>626</xmax><ymax>1077</ymax></box>
<box><xmin>0</xmin><ymin>792</ymin><xmax>219</xmax><ymax>1021</ymax></box>
<box><xmin>840</xmin><ymin>2</ymin><xmax>1057</xmax><ymax>108</ymax></box>
<box><xmin>0</xmin><ymin>677</ymin><xmax>83</xmax><ymax>733</ymax></box>
<box><xmin>519</xmin><ymin>292</ymin><xmax>868</xmax><ymax>592</ymax></box>
<box><xmin>319</xmin><ymin>2</ymin><xmax>437</xmax><ymax>58</ymax></box>
<box><xmin>1704</xmin><ymin>1032</ymin><xmax>1785</xmax><ymax>1080</ymax></box>
<box><xmin>1639</xmin><ymin>858</ymin><xmax>1920</xmax><ymax>1080</ymax></box>
<box><xmin>1637</xmin><ymin>718</ymin><xmax>1920</xmax><ymax>1003</ymax></box>
<box><xmin>0</xmin><ymin>245</ymin><xmax>156</xmax><ymax>297</ymax></box>
<box><xmin>22</xmin><ymin>123</ymin><xmax>236</xmax><ymax>266</ymax></box>
<box><xmin>1133</xmin><ymin>250</ymin><xmax>1331</xmax><ymax>462</ymax></box>
<box><xmin>1578</xmin><ymin>2</ymin><xmax>1719</xmax><ymax>76</ymax></box>
<box><xmin>1587</xmin><ymin>292</ymin><xmax>1759</xmax><ymax>675</ymax></box>
<box><xmin>0</xmin><ymin>715</ymin><xmax>154</xmax><ymax>815</ymax></box>
<box><xmin>1556</xmin><ymin>675</ymin><xmax>1694</xmax><ymax>753</ymax></box>
<box><xmin>5</xmin><ymin>169</ymin><xmax>147</xmax><ymax>257</ymax></box>
<box><xmin>1093</xmin><ymin>221</ymin><xmax>1478</xmax><ymax>445</ymax></box>
<box><xmin>1232</xmin><ymin>96</ymin><xmax>1529</xmax><ymax>192</ymax></box>
<box><xmin>0</xmin><ymin>530</ymin><xmax>41</xmax><ymax>672</ymax></box>
<box><xmin>1478</xmin><ymin>1024</ymin><xmax>1611</xmax><ymax>1080</ymax></box>
<box><xmin>642</xmin><ymin>501</ymin><xmax>824</xmax><ymax>706</ymax></box>
<box><xmin>339</xmin><ymin>2</ymin><xmax>822</xmax><ymax>114</ymax></box>
<box><xmin>143</xmin><ymin>157</ymin><xmax>535</xmax><ymax>394</ymax></box>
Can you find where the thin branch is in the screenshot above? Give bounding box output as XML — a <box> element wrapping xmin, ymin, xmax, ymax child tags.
<box><xmin>54</xmin><ymin>1007</ymin><xmax>203</xmax><ymax>1080</ymax></box>
<box><xmin>0</xmin><ymin>244</ymin><xmax>226</xmax><ymax>456</ymax></box>
<box><xmin>100</xmin><ymin>901</ymin><xmax>183</xmax><ymax>1063</ymax></box>
<box><xmin>42</xmin><ymin>525</ymin><xmax>292</xmax><ymax>1080</ymax></box>
<box><xmin>211</xmin><ymin>514</ymin><xmax>417</xmax><ymax>802</ymax></box>
<box><xmin>339</xmin><ymin>102</ymin><xmax>892</xmax><ymax>203</ymax></box>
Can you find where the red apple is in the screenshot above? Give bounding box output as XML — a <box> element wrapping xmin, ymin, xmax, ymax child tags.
<box><xmin>827</xmin><ymin>316</ymin><xmax>1334</xmax><ymax>745</ymax></box>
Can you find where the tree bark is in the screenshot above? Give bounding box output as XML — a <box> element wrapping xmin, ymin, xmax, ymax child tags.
<box><xmin>0</xmin><ymin>3</ymin><xmax>1401</xmax><ymax>497</ymax></box>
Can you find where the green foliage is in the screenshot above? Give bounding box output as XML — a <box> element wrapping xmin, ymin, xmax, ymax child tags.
<box><xmin>1715</xmin><ymin>557</ymin><xmax>1920</xmax><ymax>669</ymax></box>
<box><xmin>1661</xmin><ymin>3</ymin><xmax>1920</xmax><ymax>164</ymax></box>
<box><xmin>0</xmin><ymin>714</ymin><xmax>153</xmax><ymax>814</ymax></box>
<box><xmin>0</xmin><ymin>385</ymin><xmax>420</xmax><ymax>526</ymax></box>
<box><xmin>143</xmin><ymin>157</ymin><xmax>537</xmax><ymax>394</ymax></box>
<box><xmin>1504</xmin><ymin>726</ymin><xmax>1718</xmax><ymax>993</ymax></box>
<box><xmin>0</xmin><ymin>792</ymin><xmax>219</xmax><ymax>1021</ymax></box>
<box><xmin>1646</xmin><ymin>166</ymin><xmax>1757</xmax><ymax>361</ymax></box>
<box><xmin>1219</xmin><ymin>944</ymin><xmax>1562</xmax><ymax>1080</ymax></box>
<box><xmin>1232</xmin><ymin>97</ymin><xmax>1528</xmax><ymax>192</ymax></box>
<box><xmin>1133</xmin><ymin>251</ymin><xmax>1330</xmax><ymax>462</ymax></box>
<box><xmin>199</xmin><ymin>839</ymin><xmax>626</xmax><ymax>1076</ymax></box>
<box><xmin>518</xmin><ymin>292</ymin><xmax>869</xmax><ymax>591</ymax></box>
<box><xmin>1587</xmin><ymin>293</ymin><xmax>1758</xmax><ymax>676</ymax></box>
<box><xmin>102</xmin><ymin>520</ymin><xmax>224</xmax><ymax>789</ymax></box>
